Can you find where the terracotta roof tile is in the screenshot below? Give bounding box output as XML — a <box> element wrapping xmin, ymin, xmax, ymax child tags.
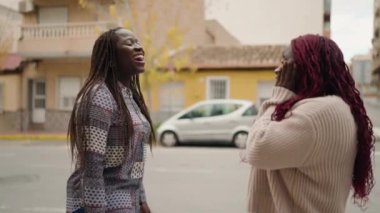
<box><xmin>171</xmin><ymin>45</ymin><xmax>286</xmax><ymax>70</ymax></box>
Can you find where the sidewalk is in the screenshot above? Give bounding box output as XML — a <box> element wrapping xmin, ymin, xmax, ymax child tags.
<box><xmin>0</xmin><ymin>132</ymin><xmax>66</xmax><ymax>141</ymax></box>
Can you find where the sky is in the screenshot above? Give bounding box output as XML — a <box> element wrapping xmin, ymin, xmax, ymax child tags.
<box><xmin>0</xmin><ymin>0</ymin><xmax>18</xmax><ymax>10</ymax></box>
<box><xmin>205</xmin><ymin>0</ymin><xmax>374</xmax><ymax>62</ymax></box>
<box><xmin>330</xmin><ymin>0</ymin><xmax>373</xmax><ymax>61</ymax></box>
<box><xmin>0</xmin><ymin>0</ymin><xmax>374</xmax><ymax>62</ymax></box>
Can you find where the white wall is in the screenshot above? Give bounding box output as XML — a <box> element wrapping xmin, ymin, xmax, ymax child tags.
<box><xmin>247</xmin><ymin>0</ymin><xmax>324</xmax><ymax>45</ymax></box>
<box><xmin>206</xmin><ymin>0</ymin><xmax>324</xmax><ymax>45</ymax></box>
<box><xmin>0</xmin><ymin>0</ymin><xmax>21</xmax><ymax>10</ymax></box>
<box><xmin>0</xmin><ymin>4</ymin><xmax>22</xmax><ymax>53</ymax></box>
<box><xmin>351</xmin><ymin>57</ymin><xmax>373</xmax><ymax>85</ymax></box>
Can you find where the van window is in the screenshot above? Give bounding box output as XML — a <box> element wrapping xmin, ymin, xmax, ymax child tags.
<box><xmin>243</xmin><ymin>105</ymin><xmax>258</xmax><ymax>116</ymax></box>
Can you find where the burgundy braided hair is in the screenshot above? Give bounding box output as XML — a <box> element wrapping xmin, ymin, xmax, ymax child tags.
<box><xmin>272</xmin><ymin>34</ymin><xmax>375</xmax><ymax>205</ymax></box>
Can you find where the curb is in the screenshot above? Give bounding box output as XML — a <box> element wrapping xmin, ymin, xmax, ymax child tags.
<box><xmin>0</xmin><ymin>128</ymin><xmax>379</xmax><ymax>142</ymax></box>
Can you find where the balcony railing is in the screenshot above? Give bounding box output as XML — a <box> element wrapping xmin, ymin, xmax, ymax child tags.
<box><xmin>21</xmin><ymin>21</ymin><xmax>119</xmax><ymax>40</ymax></box>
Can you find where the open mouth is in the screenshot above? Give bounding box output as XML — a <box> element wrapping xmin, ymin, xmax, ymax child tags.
<box><xmin>134</xmin><ymin>54</ymin><xmax>145</xmax><ymax>63</ymax></box>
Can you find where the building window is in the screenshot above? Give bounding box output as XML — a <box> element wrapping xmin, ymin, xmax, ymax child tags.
<box><xmin>58</xmin><ymin>77</ymin><xmax>81</xmax><ymax>110</ymax></box>
<box><xmin>0</xmin><ymin>83</ymin><xmax>4</xmax><ymax>113</ymax></box>
<box><xmin>159</xmin><ymin>81</ymin><xmax>184</xmax><ymax>112</ymax></box>
<box><xmin>38</xmin><ymin>7</ymin><xmax>68</xmax><ymax>24</ymax></box>
<box><xmin>207</xmin><ymin>77</ymin><xmax>230</xmax><ymax>99</ymax></box>
<box><xmin>257</xmin><ymin>81</ymin><xmax>275</xmax><ymax>106</ymax></box>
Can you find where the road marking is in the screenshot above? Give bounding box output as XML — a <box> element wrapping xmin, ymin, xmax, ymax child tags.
<box><xmin>154</xmin><ymin>167</ymin><xmax>214</xmax><ymax>174</ymax></box>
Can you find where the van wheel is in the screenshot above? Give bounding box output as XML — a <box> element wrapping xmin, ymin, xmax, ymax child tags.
<box><xmin>160</xmin><ymin>131</ymin><xmax>179</xmax><ymax>147</ymax></box>
<box><xmin>233</xmin><ymin>131</ymin><xmax>248</xmax><ymax>149</ymax></box>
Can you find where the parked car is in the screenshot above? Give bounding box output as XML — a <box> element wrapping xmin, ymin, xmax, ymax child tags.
<box><xmin>156</xmin><ymin>99</ymin><xmax>257</xmax><ymax>148</ymax></box>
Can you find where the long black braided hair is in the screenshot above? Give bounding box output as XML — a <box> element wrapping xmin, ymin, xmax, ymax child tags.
<box><xmin>68</xmin><ymin>28</ymin><xmax>155</xmax><ymax>166</ymax></box>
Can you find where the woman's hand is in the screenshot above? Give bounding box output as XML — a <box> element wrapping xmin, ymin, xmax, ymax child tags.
<box><xmin>140</xmin><ymin>202</ymin><xmax>151</xmax><ymax>213</ymax></box>
<box><xmin>275</xmin><ymin>61</ymin><xmax>297</xmax><ymax>93</ymax></box>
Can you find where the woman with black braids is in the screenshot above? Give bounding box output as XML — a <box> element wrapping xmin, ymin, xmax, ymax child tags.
<box><xmin>241</xmin><ymin>34</ymin><xmax>375</xmax><ymax>213</ymax></box>
<box><xmin>66</xmin><ymin>28</ymin><xmax>154</xmax><ymax>213</ymax></box>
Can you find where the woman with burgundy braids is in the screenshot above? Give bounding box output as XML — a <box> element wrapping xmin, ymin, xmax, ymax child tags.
<box><xmin>241</xmin><ymin>34</ymin><xmax>375</xmax><ymax>213</ymax></box>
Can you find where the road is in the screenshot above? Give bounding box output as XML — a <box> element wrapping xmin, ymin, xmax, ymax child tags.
<box><xmin>0</xmin><ymin>141</ymin><xmax>379</xmax><ymax>213</ymax></box>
